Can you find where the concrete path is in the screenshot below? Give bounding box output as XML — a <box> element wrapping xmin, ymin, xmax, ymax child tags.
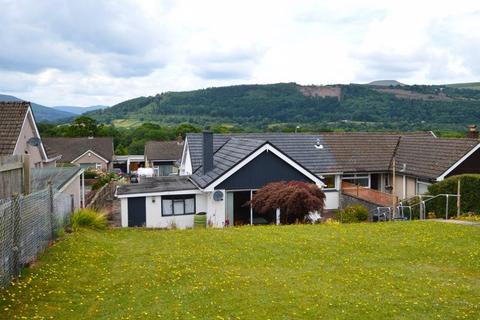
<box><xmin>431</xmin><ymin>219</ymin><xmax>480</xmax><ymax>226</ymax></box>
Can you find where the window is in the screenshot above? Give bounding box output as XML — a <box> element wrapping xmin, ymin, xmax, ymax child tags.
<box><xmin>321</xmin><ymin>175</ymin><xmax>336</xmax><ymax>189</ymax></box>
<box><xmin>416</xmin><ymin>181</ymin><xmax>431</xmax><ymax>195</ymax></box>
<box><xmin>342</xmin><ymin>174</ymin><xmax>370</xmax><ymax>187</ymax></box>
<box><xmin>79</xmin><ymin>163</ymin><xmax>100</xmax><ymax>169</ymax></box>
<box><xmin>162</xmin><ymin>195</ymin><xmax>195</xmax><ymax>216</ymax></box>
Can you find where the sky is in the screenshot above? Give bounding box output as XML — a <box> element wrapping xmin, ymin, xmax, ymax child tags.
<box><xmin>1</xmin><ymin>0</ymin><xmax>480</xmax><ymax>107</ymax></box>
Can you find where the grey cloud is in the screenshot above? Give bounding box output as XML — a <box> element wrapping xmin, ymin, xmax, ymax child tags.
<box><xmin>353</xmin><ymin>51</ymin><xmax>427</xmax><ymax>80</ymax></box>
<box><xmin>190</xmin><ymin>48</ymin><xmax>263</xmax><ymax>80</ymax></box>
<box><xmin>0</xmin><ymin>0</ymin><xmax>170</xmax><ymax>77</ymax></box>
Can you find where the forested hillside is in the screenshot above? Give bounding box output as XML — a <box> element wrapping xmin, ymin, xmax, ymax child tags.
<box><xmin>86</xmin><ymin>83</ymin><xmax>480</xmax><ymax>131</ymax></box>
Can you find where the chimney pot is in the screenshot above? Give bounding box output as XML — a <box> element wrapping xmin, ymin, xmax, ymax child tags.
<box><xmin>202</xmin><ymin>131</ymin><xmax>214</xmax><ymax>174</ymax></box>
<box><xmin>467</xmin><ymin>125</ymin><xmax>479</xmax><ymax>139</ymax></box>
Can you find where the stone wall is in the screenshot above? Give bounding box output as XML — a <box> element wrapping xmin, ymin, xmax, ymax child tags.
<box><xmin>340</xmin><ymin>193</ymin><xmax>381</xmax><ymax>221</ymax></box>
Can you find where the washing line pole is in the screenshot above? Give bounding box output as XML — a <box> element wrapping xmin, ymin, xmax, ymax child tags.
<box><xmin>391</xmin><ymin>157</ymin><xmax>397</xmax><ymax>220</ymax></box>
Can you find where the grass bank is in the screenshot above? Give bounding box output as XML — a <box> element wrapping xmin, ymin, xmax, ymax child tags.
<box><xmin>1</xmin><ymin>222</ymin><xmax>479</xmax><ymax>319</ymax></box>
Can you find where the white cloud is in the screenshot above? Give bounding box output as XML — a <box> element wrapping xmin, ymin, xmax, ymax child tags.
<box><xmin>0</xmin><ymin>0</ymin><xmax>479</xmax><ymax>106</ymax></box>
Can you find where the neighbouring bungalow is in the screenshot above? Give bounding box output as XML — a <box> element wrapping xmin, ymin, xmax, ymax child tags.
<box><xmin>144</xmin><ymin>140</ymin><xmax>184</xmax><ymax>176</ymax></box>
<box><xmin>0</xmin><ymin>101</ymin><xmax>60</xmax><ymax>168</ymax></box>
<box><xmin>43</xmin><ymin>137</ymin><xmax>114</xmax><ymax>170</ymax></box>
<box><xmin>31</xmin><ymin>166</ymin><xmax>85</xmax><ymax>210</ymax></box>
<box><xmin>116</xmin><ymin>130</ymin><xmax>480</xmax><ymax>228</ymax></box>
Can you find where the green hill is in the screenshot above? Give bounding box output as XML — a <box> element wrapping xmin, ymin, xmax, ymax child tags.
<box><xmin>446</xmin><ymin>82</ymin><xmax>480</xmax><ymax>90</ymax></box>
<box><xmin>86</xmin><ymin>83</ymin><xmax>480</xmax><ymax>131</ymax></box>
<box><xmin>0</xmin><ymin>94</ymin><xmax>75</xmax><ymax>123</ymax></box>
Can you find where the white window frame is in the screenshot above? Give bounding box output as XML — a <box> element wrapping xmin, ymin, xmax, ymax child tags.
<box><xmin>321</xmin><ymin>175</ymin><xmax>337</xmax><ymax>190</ymax></box>
<box><xmin>416</xmin><ymin>180</ymin><xmax>431</xmax><ymax>195</ymax></box>
<box><xmin>341</xmin><ymin>174</ymin><xmax>371</xmax><ymax>188</ymax></box>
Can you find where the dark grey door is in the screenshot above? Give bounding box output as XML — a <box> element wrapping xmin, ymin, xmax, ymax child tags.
<box><xmin>128</xmin><ymin>197</ymin><xmax>146</xmax><ymax>227</ymax></box>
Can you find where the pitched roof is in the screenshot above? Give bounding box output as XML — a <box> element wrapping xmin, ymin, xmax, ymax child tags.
<box><xmin>0</xmin><ymin>101</ymin><xmax>30</xmax><ymax>155</ymax></box>
<box><xmin>31</xmin><ymin>167</ymin><xmax>83</xmax><ymax>192</ymax></box>
<box><xmin>190</xmin><ymin>138</ymin><xmax>266</xmax><ymax>187</ymax></box>
<box><xmin>145</xmin><ymin>140</ymin><xmax>184</xmax><ymax>161</ymax></box>
<box><xmin>42</xmin><ymin>137</ymin><xmax>114</xmax><ymax>162</ymax></box>
<box><xmin>186</xmin><ymin>132</ymin><xmax>479</xmax><ymax>182</ymax></box>
<box><xmin>394</xmin><ymin>136</ymin><xmax>479</xmax><ymax>179</ymax></box>
<box><xmin>116</xmin><ymin>175</ymin><xmax>198</xmax><ymax>196</ymax></box>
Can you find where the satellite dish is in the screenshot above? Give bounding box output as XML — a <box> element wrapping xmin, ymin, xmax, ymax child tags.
<box><xmin>27</xmin><ymin>137</ymin><xmax>41</xmax><ymax>146</ymax></box>
<box><xmin>213</xmin><ymin>190</ymin><xmax>224</xmax><ymax>201</ymax></box>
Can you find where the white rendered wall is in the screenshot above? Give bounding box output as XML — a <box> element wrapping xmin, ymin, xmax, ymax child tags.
<box><xmin>206</xmin><ymin>190</ymin><xmax>226</xmax><ymax>227</ymax></box>
<box><xmin>324</xmin><ymin>191</ymin><xmax>340</xmax><ymax>210</ymax></box>
<box><xmin>120</xmin><ymin>198</ymin><xmax>128</xmax><ymax>227</ymax></box>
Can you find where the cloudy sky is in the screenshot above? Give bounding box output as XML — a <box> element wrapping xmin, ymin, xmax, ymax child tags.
<box><xmin>1</xmin><ymin>0</ymin><xmax>480</xmax><ymax>107</ymax></box>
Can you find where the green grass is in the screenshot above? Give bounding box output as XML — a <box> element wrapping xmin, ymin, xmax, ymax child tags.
<box><xmin>446</xmin><ymin>82</ymin><xmax>480</xmax><ymax>90</ymax></box>
<box><xmin>111</xmin><ymin>119</ymin><xmax>146</xmax><ymax>128</ymax></box>
<box><xmin>1</xmin><ymin>222</ymin><xmax>479</xmax><ymax>319</ymax></box>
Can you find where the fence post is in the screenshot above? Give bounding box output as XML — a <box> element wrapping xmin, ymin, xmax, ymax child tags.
<box><xmin>457</xmin><ymin>179</ymin><xmax>461</xmax><ymax>217</ymax></box>
<box><xmin>12</xmin><ymin>193</ymin><xmax>21</xmax><ymax>278</ymax></box>
<box><xmin>445</xmin><ymin>195</ymin><xmax>449</xmax><ymax>220</ymax></box>
<box><xmin>22</xmin><ymin>154</ymin><xmax>30</xmax><ymax>195</ymax></box>
<box><xmin>419</xmin><ymin>195</ymin><xmax>423</xmax><ymax>219</ymax></box>
<box><xmin>48</xmin><ymin>183</ymin><xmax>55</xmax><ymax>240</ymax></box>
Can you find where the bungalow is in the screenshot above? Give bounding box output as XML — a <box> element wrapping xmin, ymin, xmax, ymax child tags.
<box><xmin>43</xmin><ymin>137</ymin><xmax>114</xmax><ymax>170</ymax></box>
<box><xmin>116</xmin><ymin>130</ymin><xmax>480</xmax><ymax>228</ymax></box>
<box><xmin>144</xmin><ymin>140</ymin><xmax>184</xmax><ymax>176</ymax></box>
<box><xmin>0</xmin><ymin>101</ymin><xmax>60</xmax><ymax>167</ymax></box>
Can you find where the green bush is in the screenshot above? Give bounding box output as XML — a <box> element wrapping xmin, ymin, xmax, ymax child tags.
<box><xmin>335</xmin><ymin>204</ymin><xmax>369</xmax><ymax>223</ymax></box>
<box><xmin>91</xmin><ymin>172</ymin><xmax>116</xmax><ymax>190</ymax></box>
<box><xmin>427</xmin><ymin>174</ymin><xmax>480</xmax><ymax>219</ymax></box>
<box><xmin>83</xmin><ymin>169</ymin><xmax>98</xmax><ymax>179</ymax></box>
<box><xmin>71</xmin><ymin>209</ymin><xmax>107</xmax><ymax>231</ymax></box>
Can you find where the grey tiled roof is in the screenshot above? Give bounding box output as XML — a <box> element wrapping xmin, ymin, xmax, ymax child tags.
<box><xmin>145</xmin><ymin>140</ymin><xmax>183</xmax><ymax>161</ymax></box>
<box><xmin>393</xmin><ymin>136</ymin><xmax>478</xmax><ymax>179</ymax></box>
<box><xmin>186</xmin><ymin>132</ymin><xmax>479</xmax><ymax>185</ymax></box>
<box><xmin>116</xmin><ymin>175</ymin><xmax>198</xmax><ymax>196</ymax></box>
<box><xmin>0</xmin><ymin>101</ymin><xmax>29</xmax><ymax>155</ymax></box>
<box><xmin>43</xmin><ymin>137</ymin><xmax>114</xmax><ymax>162</ymax></box>
<box><xmin>190</xmin><ymin>138</ymin><xmax>266</xmax><ymax>187</ymax></box>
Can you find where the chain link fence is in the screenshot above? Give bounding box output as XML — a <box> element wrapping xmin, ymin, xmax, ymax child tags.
<box><xmin>0</xmin><ymin>186</ymin><xmax>74</xmax><ymax>288</ymax></box>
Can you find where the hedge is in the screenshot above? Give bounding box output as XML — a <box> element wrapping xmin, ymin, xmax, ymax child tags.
<box><xmin>426</xmin><ymin>174</ymin><xmax>480</xmax><ymax>218</ymax></box>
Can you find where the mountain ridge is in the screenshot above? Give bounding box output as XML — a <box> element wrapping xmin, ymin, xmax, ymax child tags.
<box><xmin>0</xmin><ymin>94</ymin><xmax>75</xmax><ymax>123</ymax></box>
<box><xmin>53</xmin><ymin>105</ymin><xmax>109</xmax><ymax>114</ymax></box>
<box><xmin>86</xmin><ymin>82</ymin><xmax>480</xmax><ymax>131</ymax></box>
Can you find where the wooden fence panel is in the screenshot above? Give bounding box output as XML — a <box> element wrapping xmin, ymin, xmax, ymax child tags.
<box><xmin>0</xmin><ymin>155</ymin><xmax>24</xmax><ymax>199</ymax></box>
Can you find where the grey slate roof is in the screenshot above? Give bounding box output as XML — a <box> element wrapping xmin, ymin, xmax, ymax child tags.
<box><xmin>116</xmin><ymin>175</ymin><xmax>198</xmax><ymax>196</ymax></box>
<box><xmin>191</xmin><ymin>138</ymin><xmax>266</xmax><ymax>187</ymax></box>
<box><xmin>31</xmin><ymin>167</ymin><xmax>83</xmax><ymax>192</ymax></box>
<box><xmin>0</xmin><ymin>101</ymin><xmax>29</xmax><ymax>155</ymax></box>
<box><xmin>43</xmin><ymin>137</ymin><xmax>114</xmax><ymax>162</ymax></box>
<box><xmin>145</xmin><ymin>140</ymin><xmax>184</xmax><ymax>161</ymax></box>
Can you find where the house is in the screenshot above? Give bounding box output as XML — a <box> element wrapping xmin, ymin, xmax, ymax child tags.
<box><xmin>43</xmin><ymin>137</ymin><xmax>114</xmax><ymax>170</ymax></box>
<box><xmin>116</xmin><ymin>130</ymin><xmax>480</xmax><ymax>228</ymax></box>
<box><xmin>144</xmin><ymin>140</ymin><xmax>184</xmax><ymax>176</ymax></box>
<box><xmin>31</xmin><ymin>166</ymin><xmax>85</xmax><ymax>210</ymax></box>
<box><xmin>113</xmin><ymin>155</ymin><xmax>145</xmax><ymax>174</ymax></box>
<box><xmin>0</xmin><ymin>101</ymin><xmax>60</xmax><ymax>167</ymax></box>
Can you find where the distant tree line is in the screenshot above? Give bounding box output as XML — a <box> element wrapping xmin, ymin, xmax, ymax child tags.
<box><xmin>83</xmin><ymin>83</ymin><xmax>480</xmax><ymax>132</ymax></box>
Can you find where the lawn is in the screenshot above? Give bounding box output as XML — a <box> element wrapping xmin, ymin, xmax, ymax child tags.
<box><xmin>1</xmin><ymin>222</ymin><xmax>479</xmax><ymax>319</ymax></box>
